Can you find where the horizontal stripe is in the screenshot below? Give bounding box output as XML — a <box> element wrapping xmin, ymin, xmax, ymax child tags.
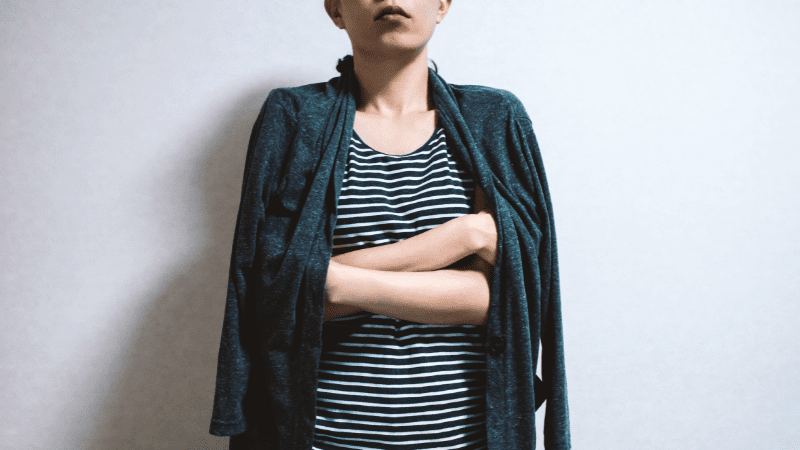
<box><xmin>346</xmin><ymin>332</ymin><xmax>481</xmax><ymax>338</ymax></box>
<box><xmin>320</xmin><ymin>360</ymin><xmax>482</xmax><ymax>370</ymax></box>
<box><xmin>337</xmin><ymin>193</ymin><xmax>470</xmax><ymax>210</ymax></box>
<box><xmin>323</xmin><ymin>351</ymin><xmax>484</xmax><ymax>359</ymax></box>
<box><xmin>340</xmin><ymin>177</ymin><xmax>472</xmax><ymax>193</ymax></box>
<box><xmin>339</xmin><ymin>183</ymin><xmax>470</xmax><ymax>200</ymax></box>
<box><xmin>332</xmin><ymin>214</ymin><xmax>464</xmax><ymax>232</ymax></box>
<box><xmin>314</xmin><ymin>437</ymin><xmax>486</xmax><ymax>450</ymax></box>
<box><xmin>314</xmin><ymin>432</ymin><xmax>486</xmax><ymax>448</ymax></box>
<box><xmin>336</xmin><ymin>342</ymin><xmax>483</xmax><ymax>349</ymax></box>
<box><xmin>317</xmin><ymin>369</ymin><xmax>485</xmax><ymax>379</ymax></box>
<box><xmin>315</xmin><ymin>414</ymin><xmax>485</xmax><ymax>428</ymax></box>
<box><xmin>335</xmin><ymin>203</ymin><xmax>469</xmax><ymax>219</ymax></box>
<box><xmin>318</xmin><ymin>378</ymin><xmax>482</xmax><ymax>389</ymax></box>
<box><xmin>317</xmin><ymin>387</ymin><xmax>480</xmax><ymax>400</ymax></box>
<box><xmin>313</xmin><ymin>395</ymin><xmax>484</xmax><ymax>410</ymax></box>
<box><xmin>317</xmin><ymin>403</ymin><xmax>480</xmax><ymax>419</ymax></box>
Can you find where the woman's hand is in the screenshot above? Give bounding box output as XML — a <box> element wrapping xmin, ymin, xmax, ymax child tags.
<box><xmin>472</xmin><ymin>184</ymin><xmax>498</xmax><ymax>266</ymax></box>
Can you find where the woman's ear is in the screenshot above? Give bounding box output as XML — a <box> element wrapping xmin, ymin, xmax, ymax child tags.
<box><xmin>325</xmin><ymin>0</ymin><xmax>345</xmax><ymax>29</ymax></box>
<box><xmin>436</xmin><ymin>0</ymin><xmax>452</xmax><ymax>24</ymax></box>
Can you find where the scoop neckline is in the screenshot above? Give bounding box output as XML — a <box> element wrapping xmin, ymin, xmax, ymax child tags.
<box><xmin>351</xmin><ymin>127</ymin><xmax>442</xmax><ymax>158</ymax></box>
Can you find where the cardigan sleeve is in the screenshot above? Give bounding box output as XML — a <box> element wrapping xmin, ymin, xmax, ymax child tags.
<box><xmin>515</xmin><ymin>116</ymin><xmax>571</xmax><ymax>449</ymax></box>
<box><xmin>209</xmin><ymin>89</ymin><xmax>296</xmax><ymax>436</ymax></box>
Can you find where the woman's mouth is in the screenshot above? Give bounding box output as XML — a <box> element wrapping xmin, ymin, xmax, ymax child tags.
<box><xmin>378</xmin><ymin>13</ymin><xmax>406</xmax><ymax>20</ymax></box>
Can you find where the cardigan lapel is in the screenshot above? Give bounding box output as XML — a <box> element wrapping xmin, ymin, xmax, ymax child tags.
<box><xmin>427</xmin><ymin>67</ymin><xmax>509</xmax><ymax>449</ymax></box>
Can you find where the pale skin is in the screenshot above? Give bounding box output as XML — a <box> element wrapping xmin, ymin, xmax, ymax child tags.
<box><xmin>323</xmin><ymin>0</ymin><xmax>499</xmax><ymax>326</ymax></box>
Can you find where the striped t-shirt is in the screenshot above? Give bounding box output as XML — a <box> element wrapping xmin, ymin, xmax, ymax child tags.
<box><xmin>312</xmin><ymin>124</ymin><xmax>488</xmax><ymax>450</ymax></box>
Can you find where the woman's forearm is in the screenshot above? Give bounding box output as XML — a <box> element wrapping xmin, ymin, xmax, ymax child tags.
<box><xmin>331</xmin><ymin>215</ymin><xmax>479</xmax><ymax>272</ymax></box>
<box><xmin>327</xmin><ymin>258</ymin><xmax>491</xmax><ymax>326</ymax></box>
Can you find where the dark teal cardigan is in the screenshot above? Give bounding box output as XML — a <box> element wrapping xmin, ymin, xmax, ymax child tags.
<box><xmin>210</xmin><ymin>56</ymin><xmax>570</xmax><ymax>449</ymax></box>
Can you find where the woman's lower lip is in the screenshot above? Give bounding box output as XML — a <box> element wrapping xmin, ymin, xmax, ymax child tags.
<box><xmin>378</xmin><ymin>14</ymin><xmax>405</xmax><ymax>20</ymax></box>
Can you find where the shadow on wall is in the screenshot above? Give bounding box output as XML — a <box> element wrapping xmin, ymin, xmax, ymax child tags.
<box><xmin>78</xmin><ymin>78</ymin><xmax>297</xmax><ymax>450</ymax></box>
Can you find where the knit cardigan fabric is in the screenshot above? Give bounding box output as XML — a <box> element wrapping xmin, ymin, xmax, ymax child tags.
<box><xmin>209</xmin><ymin>55</ymin><xmax>571</xmax><ymax>449</ymax></box>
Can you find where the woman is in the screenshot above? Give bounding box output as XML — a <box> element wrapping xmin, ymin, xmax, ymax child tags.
<box><xmin>210</xmin><ymin>1</ymin><xmax>570</xmax><ymax>448</ymax></box>
<box><xmin>317</xmin><ymin>0</ymin><xmax>494</xmax><ymax>448</ymax></box>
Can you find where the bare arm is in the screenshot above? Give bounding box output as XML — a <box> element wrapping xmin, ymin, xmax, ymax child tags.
<box><xmin>327</xmin><ymin>257</ymin><xmax>491</xmax><ymax>325</ymax></box>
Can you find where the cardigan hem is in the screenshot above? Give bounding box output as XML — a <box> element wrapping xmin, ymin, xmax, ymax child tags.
<box><xmin>209</xmin><ymin>420</ymin><xmax>247</xmax><ymax>437</ymax></box>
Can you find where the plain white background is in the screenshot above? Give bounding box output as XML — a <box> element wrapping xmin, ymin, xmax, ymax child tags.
<box><xmin>2</xmin><ymin>1</ymin><xmax>799</xmax><ymax>449</ymax></box>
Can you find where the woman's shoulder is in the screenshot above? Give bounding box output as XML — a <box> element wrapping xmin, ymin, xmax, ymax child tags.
<box><xmin>264</xmin><ymin>82</ymin><xmax>331</xmax><ymax>117</ymax></box>
<box><xmin>448</xmin><ymin>83</ymin><xmax>530</xmax><ymax>120</ymax></box>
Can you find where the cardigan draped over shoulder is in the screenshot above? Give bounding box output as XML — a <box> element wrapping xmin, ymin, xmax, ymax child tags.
<box><xmin>210</xmin><ymin>57</ymin><xmax>571</xmax><ymax>449</ymax></box>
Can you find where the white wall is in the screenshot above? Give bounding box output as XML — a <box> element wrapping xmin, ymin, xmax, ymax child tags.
<box><xmin>2</xmin><ymin>1</ymin><xmax>798</xmax><ymax>449</ymax></box>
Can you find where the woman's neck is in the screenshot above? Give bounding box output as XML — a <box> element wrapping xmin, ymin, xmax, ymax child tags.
<box><xmin>351</xmin><ymin>48</ymin><xmax>433</xmax><ymax>119</ymax></box>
